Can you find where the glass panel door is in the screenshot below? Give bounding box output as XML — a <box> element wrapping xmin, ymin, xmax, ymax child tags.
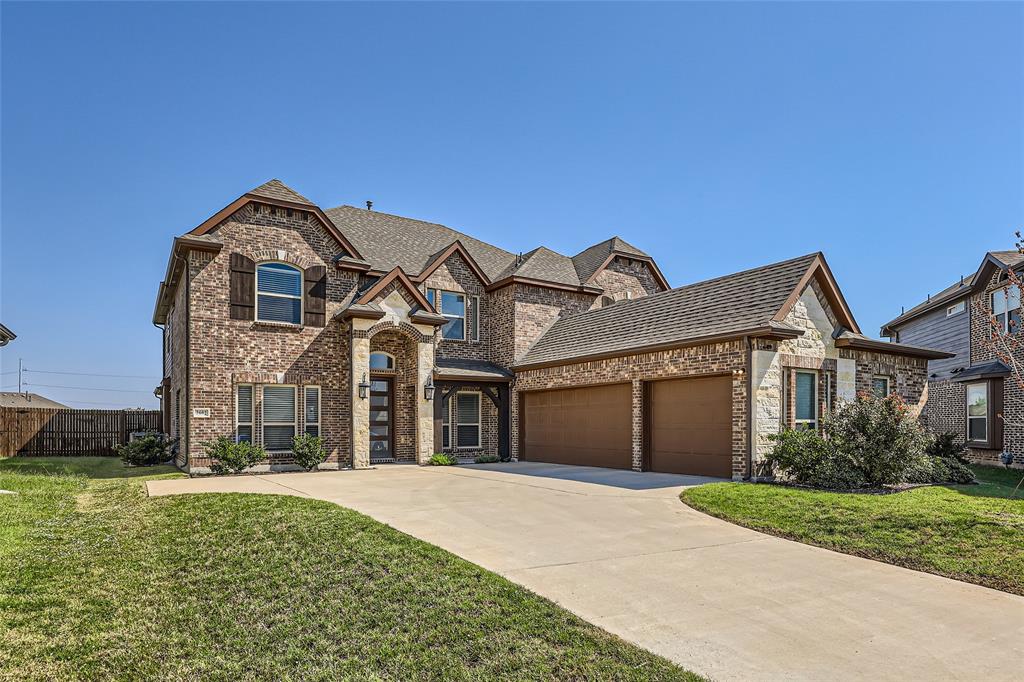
<box><xmin>369</xmin><ymin>378</ymin><xmax>393</xmax><ymax>462</ymax></box>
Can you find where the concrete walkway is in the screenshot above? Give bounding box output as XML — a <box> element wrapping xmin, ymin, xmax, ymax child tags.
<box><xmin>148</xmin><ymin>463</ymin><xmax>1024</xmax><ymax>681</ymax></box>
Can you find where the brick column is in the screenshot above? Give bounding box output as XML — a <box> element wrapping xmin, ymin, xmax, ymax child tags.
<box><xmin>351</xmin><ymin>331</ymin><xmax>371</xmax><ymax>469</ymax></box>
<box><xmin>631</xmin><ymin>379</ymin><xmax>643</xmax><ymax>471</ymax></box>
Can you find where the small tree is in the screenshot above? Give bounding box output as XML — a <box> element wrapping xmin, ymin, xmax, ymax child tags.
<box><xmin>292</xmin><ymin>433</ymin><xmax>327</xmax><ymax>471</ymax></box>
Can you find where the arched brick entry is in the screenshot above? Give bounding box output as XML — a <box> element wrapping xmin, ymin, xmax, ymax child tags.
<box><xmin>368</xmin><ymin>329</ymin><xmax>418</xmax><ymax>462</ymax></box>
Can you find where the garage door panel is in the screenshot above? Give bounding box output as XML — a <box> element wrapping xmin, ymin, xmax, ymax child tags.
<box><xmin>650</xmin><ymin>375</ymin><xmax>733</xmax><ymax>477</ymax></box>
<box><xmin>523</xmin><ymin>384</ymin><xmax>631</xmax><ymax>469</ymax></box>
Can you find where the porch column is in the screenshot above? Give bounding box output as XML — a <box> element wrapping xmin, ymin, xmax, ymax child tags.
<box><xmin>415</xmin><ymin>340</ymin><xmax>435</xmax><ymax>464</ymax></box>
<box><xmin>351</xmin><ymin>329</ymin><xmax>371</xmax><ymax>469</ymax></box>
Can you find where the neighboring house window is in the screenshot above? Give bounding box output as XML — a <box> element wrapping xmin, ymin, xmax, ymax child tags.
<box><xmin>262</xmin><ymin>385</ymin><xmax>296</xmax><ymax>450</ymax></box>
<box><xmin>794</xmin><ymin>371</ymin><xmax>817</xmax><ymax>431</ymax></box>
<box><xmin>966</xmin><ymin>383</ymin><xmax>988</xmax><ymax>443</ymax></box>
<box><xmin>946</xmin><ymin>301</ymin><xmax>965</xmax><ymax>317</ymax></box>
<box><xmin>456</xmin><ymin>392</ymin><xmax>481</xmax><ymax>448</ymax></box>
<box><xmin>872</xmin><ymin>376</ymin><xmax>890</xmax><ymax>398</ymax></box>
<box><xmin>442</xmin><ymin>398</ymin><xmax>451</xmax><ymax>449</ymax></box>
<box><xmin>256</xmin><ymin>263</ymin><xmax>302</xmax><ymax>324</ymax></box>
<box><xmin>369</xmin><ymin>352</ymin><xmax>394</xmax><ymax>370</ymax></box>
<box><xmin>990</xmin><ymin>285</ymin><xmax>1021</xmax><ymax>334</ymax></box>
<box><xmin>236</xmin><ymin>385</ymin><xmax>253</xmax><ymax>442</ymax></box>
<box><xmin>304</xmin><ymin>386</ymin><xmax>320</xmax><ymax>437</ymax></box>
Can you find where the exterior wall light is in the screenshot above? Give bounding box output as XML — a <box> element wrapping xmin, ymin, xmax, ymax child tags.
<box><xmin>424</xmin><ymin>377</ymin><xmax>436</xmax><ymax>401</ymax></box>
<box><xmin>358</xmin><ymin>373</ymin><xmax>370</xmax><ymax>400</ymax></box>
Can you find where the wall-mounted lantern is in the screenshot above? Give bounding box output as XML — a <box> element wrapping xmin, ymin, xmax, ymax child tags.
<box><xmin>358</xmin><ymin>373</ymin><xmax>371</xmax><ymax>400</ymax></box>
<box><xmin>424</xmin><ymin>376</ymin><xmax>436</xmax><ymax>401</ymax></box>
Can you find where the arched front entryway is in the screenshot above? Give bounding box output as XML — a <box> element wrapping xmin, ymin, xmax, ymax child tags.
<box><xmin>367</xmin><ymin>331</ymin><xmax>418</xmax><ymax>463</ymax></box>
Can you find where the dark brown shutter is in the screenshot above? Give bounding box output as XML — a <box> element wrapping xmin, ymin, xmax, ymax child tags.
<box><xmin>229</xmin><ymin>253</ymin><xmax>256</xmax><ymax>320</ymax></box>
<box><xmin>304</xmin><ymin>265</ymin><xmax>327</xmax><ymax>327</ymax></box>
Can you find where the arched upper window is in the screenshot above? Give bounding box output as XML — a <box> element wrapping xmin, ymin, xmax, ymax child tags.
<box><xmin>256</xmin><ymin>262</ymin><xmax>302</xmax><ymax>324</ymax></box>
<box><xmin>370</xmin><ymin>352</ymin><xmax>395</xmax><ymax>370</ymax></box>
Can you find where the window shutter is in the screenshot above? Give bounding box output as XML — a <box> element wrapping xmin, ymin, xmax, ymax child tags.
<box><xmin>469</xmin><ymin>296</ymin><xmax>480</xmax><ymax>342</ymax></box>
<box><xmin>304</xmin><ymin>265</ymin><xmax>327</xmax><ymax>327</ymax></box>
<box><xmin>229</xmin><ymin>253</ymin><xmax>256</xmax><ymax>320</ymax></box>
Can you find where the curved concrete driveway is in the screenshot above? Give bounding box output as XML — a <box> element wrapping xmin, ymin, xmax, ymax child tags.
<box><xmin>148</xmin><ymin>463</ymin><xmax>1023</xmax><ymax>681</ymax></box>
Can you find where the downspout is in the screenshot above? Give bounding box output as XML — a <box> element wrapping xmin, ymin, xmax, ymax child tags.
<box><xmin>184</xmin><ymin>255</ymin><xmax>191</xmax><ymax>471</ymax></box>
<box><xmin>746</xmin><ymin>336</ymin><xmax>756</xmax><ymax>480</ymax></box>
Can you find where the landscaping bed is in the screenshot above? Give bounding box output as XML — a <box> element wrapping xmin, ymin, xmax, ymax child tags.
<box><xmin>681</xmin><ymin>465</ymin><xmax>1024</xmax><ymax>595</ymax></box>
<box><xmin>0</xmin><ymin>457</ymin><xmax>700</xmax><ymax>681</ymax></box>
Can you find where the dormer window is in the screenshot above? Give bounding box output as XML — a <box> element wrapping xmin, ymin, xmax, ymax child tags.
<box><xmin>257</xmin><ymin>263</ymin><xmax>302</xmax><ymax>324</ymax></box>
<box><xmin>990</xmin><ymin>284</ymin><xmax>1020</xmax><ymax>334</ymax></box>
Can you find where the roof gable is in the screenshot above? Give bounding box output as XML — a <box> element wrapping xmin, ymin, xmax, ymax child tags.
<box><xmin>771</xmin><ymin>253</ymin><xmax>860</xmax><ymax>334</ymax></box>
<box><xmin>413</xmin><ymin>240</ymin><xmax>492</xmax><ymax>286</ymax></box>
<box><xmin>571</xmin><ymin>236</ymin><xmax>669</xmax><ymax>290</ymax></box>
<box><xmin>355</xmin><ymin>267</ymin><xmax>437</xmax><ymax>313</ymax></box>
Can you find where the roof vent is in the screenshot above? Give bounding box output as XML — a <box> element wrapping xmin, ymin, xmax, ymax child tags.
<box><xmin>365</xmin><ymin>200</ymin><xmax>373</xmax><ymax>211</ymax></box>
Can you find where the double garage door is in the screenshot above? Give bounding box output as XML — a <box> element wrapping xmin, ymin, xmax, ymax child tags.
<box><xmin>521</xmin><ymin>376</ymin><xmax>733</xmax><ymax>477</ymax></box>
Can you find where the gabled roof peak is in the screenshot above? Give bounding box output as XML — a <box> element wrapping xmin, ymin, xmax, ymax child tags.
<box><xmin>248</xmin><ymin>179</ymin><xmax>314</xmax><ymax>206</ymax></box>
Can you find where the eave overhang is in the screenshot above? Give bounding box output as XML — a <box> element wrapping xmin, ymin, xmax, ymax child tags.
<box><xmin>953</xmin><ymin>361</ymin><xmax>1011</xmax><ymax>382</ymax></box>
<box><xmin>833</xmin><ymin>335</ymin><xmax>955</xmax><ymax>360</ymax></box>
<box><xmin>586</xmin><ymin>251</ymin><xmax>671</xmax><ymax>291</ymax></box>
<box><xmin>772</xmin><ymin>252</ymin><xmax>861</xmax><ymax>335</ymax></box>
<box><xmin>486</xmin><ymin>275</ymin><xmax>604</xmax><ymax>295</ymax></box>
<box><xmin>152</xmin><ymin>236</ymin><xmax>223</xmax><ymax>324</ymax></box>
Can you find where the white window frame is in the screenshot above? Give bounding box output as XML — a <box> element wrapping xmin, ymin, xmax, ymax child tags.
<box><xmin>794</xmin><ymin>370</ymin><xmax>818</xmax><ymax>431</ymax></box>
<box><xmin>946</xmin><ymin>301</ymin><xmax>966</xmax><ymax>317</ymax></box>
<box><xmin>990</xmin><ymin>285</ymin><xmax>1021</xmax><ymax>334</ymax></box>
<box><xmin>369</xmin><ymin>351</ymin><xmax>395</xmax><ymax>371</ymax></box>
<box><xmin>255</xmin><ymin>262</ymin><xmax>303</xmax><ymax>325</ymax></box>
<box><xmin>455</xmin><ymin>391</ymin><xmax>481</xmax><ymax>449</ymax></box>
<box><xmin>235</xmin><ymin>384</ymin><xmax>254</xmax><ymax>443</ymax></box>
<box><xmin>262</xmin><ymin>384</ymin><xmax>297</xmax><ymax>451</ymax></box>
<box><xmin>304</xmin><ymin>386</ymin><xmax>320</xmax><ymax>437</ymax></box>
<box><xmin>430</xmin><ymin>289</ymin><xmax>467</xmax><ymax>341</ymax></box>
<box><xmin>966</xmin><ymin>382</ymin><xmax>989</xmax><ymax>444</ymax></box>
<box><xmin>872</xmin><ymin>375</ymin><xmax>890</xmax><ymax>398</ymax></box>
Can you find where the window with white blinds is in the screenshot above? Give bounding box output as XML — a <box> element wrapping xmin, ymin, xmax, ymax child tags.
<box><xmin>236</xmin><ymin>385</ymin><xmax>253</xmax><ymax>442</ymax></box>
<box><xmin>456</xmin><ymin>392</ymin><xmax>480</xmax><ymax>448</ymax></box>
<box><xmin>262</xmin><ymin>385</ymin><xmax>296</xmax><ymax>450</ymax></box>
<box><xmin>256</xmin><ymin>263</ymin><xmax>302</xmax><ymax>324</ymax></box>
<box><xmin>305</xmin><ymin>386</ymin><xmax>320</xmax><ymax>437</ymax></box>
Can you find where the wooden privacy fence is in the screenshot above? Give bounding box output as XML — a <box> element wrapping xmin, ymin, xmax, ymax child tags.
<box><xmin>0</xmin><ymin>407</ymin><xmax>162</xmax><ymax>457</ymax></box>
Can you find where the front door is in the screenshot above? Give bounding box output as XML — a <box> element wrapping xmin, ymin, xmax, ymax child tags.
<box><xmin>369</xmin><ymin>377</ymin><xmax>394</xmax><ymax>463</ymax></box>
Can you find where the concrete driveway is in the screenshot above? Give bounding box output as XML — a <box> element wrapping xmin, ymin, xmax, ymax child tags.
<box><xmin>148</xmin><ymin>463</ymin><xmax>1024</xmax><ymax>681</ymax></box>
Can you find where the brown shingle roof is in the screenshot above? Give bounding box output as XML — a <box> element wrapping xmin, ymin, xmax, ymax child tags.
<box><xmin>500</xmin><ymin>247</ymin><xmax>582</xmax><ymax>287</ymax></box>
<box><xmin>517</xmin><ymin>253</ymin><xmax>819</xmax><ymax>368</ymax></box>
<box><xmin>0</xmin><ymin>392</ymin><xmax>68</xmax><ymax>409</ymax></box>
<box><xmin>248</xmin><ymin>179</ymin><xmax>314</xmax><ymax>205</ymax></box>
<box><xmin>572</xmin><ymin>236</ymin><xmax>650</xmax><ymax>283</ymax></box>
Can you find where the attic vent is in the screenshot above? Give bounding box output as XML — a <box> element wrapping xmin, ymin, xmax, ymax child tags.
<box><xmin>599</xmin><ymin>295</ymin><xmax>615</xmax><ymax>308</ymax></box>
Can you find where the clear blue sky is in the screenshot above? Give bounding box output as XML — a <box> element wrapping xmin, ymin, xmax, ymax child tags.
<box><xmin>2</xmin><ymin>1</ymin><xmax>1021</xmax><ymax>409</ymax></box>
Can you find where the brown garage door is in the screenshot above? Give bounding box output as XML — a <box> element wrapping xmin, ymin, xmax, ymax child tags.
<box><xmin>649</xmin><ymin>375</ymin><xmax>733</xmax><ymax>477</ymax></box>
<box><xmin>522</xmin><ymin>383</ymin><xmax>631</xmax><ymax>469</ymax></box>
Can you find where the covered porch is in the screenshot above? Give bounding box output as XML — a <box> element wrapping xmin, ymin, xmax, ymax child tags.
<box><xmin>432</xmin><ymin>358</ymin><xmax>512</xmax><ymax>462</ymax></box>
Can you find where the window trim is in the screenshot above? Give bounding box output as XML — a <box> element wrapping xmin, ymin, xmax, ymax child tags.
<box><xmin>255</xmin><ymin>261</ymin><xmax>303</xmax><ymax>325</ymax></box>
<box><xmin>872</xmin><ymin>375</ymin><xmax>890</xmax><ymax>398</ymax></box>
<box><xmin>794</xmin><ymin>370</ymin><xmax>818</xmax><ymax>431</ymax></box>
<box><xmin>262</xmin><ymin>384</ymin><xmax>297</xmax><ymax>451</ymax></box>
<box><xmin>304</xmin><ymin>386</ymin><xmax>320</xmax><ymax>437</ymax></box>
<box><xmin>966</xmin><ymin>381</ymin><xmax>990</xmax><ymax>446</ymax></box>
<box><xmin>946</xmin><ymin>301</ymin><xmax>966</xmax><ymax>317</ymax></box>
<box><xmin>235</xmin><ymin>384</ymin><xmax>254</xmax><ymax>443</ymax></box>
<box><xmin>454</xmin><ymin>391</ymin><xmax>481</xmax><ymax>449</ymax></box>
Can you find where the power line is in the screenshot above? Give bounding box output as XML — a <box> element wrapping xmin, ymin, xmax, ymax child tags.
<box><xmin>24</xmin><ymin>382</ymin><xmax>155</xmax><ymax>394</ymax></box>
<box><xmin>24</xmin><ymin>368</ymin><xmax>159</xmax><ymax>380</ymax></box>
<box><xmin>61</xmin><ymin>399</ymin><xmax>156</xmax><ymax>408</ymax></box>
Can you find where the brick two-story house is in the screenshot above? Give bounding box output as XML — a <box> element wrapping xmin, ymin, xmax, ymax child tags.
<box><xmin>155</xmin><ymin>179</ymin><xmax>949</xmax><ymax>477</ymax></box>
<box><xmin>883</xmin><ymin>251</ymin><xmax>1024</xmax><ymax>468</ymax></box>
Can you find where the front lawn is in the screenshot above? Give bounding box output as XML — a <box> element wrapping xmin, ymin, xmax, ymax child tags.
<box><xmin>0</xmin><ymin>457</ymin><xmax>700</xmax><ymax>681</ymax></box>
<box><xmin>681</xmin><ymin>465</ymin><xmax>1024</xmax><ymax>595</ymax></box>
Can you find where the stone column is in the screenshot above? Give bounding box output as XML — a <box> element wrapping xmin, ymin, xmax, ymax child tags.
<box><xmin>351</xmin><ymin>330</ymin><xmax>371</xmax><ymax>469</ymax></box>
<box><xmin>837</xmin><ymin>357</ymin><xmax>857</xmax><ymax>403</ymax></box>
<box><xmin>416</xmin><ymin>340</ymin><xmax>435</xmax><ymax>464</ymax></box>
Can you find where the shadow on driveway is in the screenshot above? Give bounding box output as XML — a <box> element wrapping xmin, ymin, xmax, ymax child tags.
<box><xmin>457</xmin><ymin>461</ymin><xmax>725</xmax><ymax>491</ymax></box>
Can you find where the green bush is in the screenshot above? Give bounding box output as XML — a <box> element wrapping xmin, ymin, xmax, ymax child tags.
<box><xmin>428</xmin><ymin>453</ymin><xmax>457</xmax><ymax>466</ymax></box>
<box><xmin>473</xmin><ymin>453</ymin><xmax>500</xmax><ymax>464</ymax></box>
<box><xmin>926</xmin><ymin>431</ymin><xmax>969</xmax><ymax>463</ymax></box>
<box><xmin>824</xmin><ymin>394</ymin><xmax>930</xmax><ymax>487</ymax></box>
<box><xmin>204</xmin><ymin>437</ymin><xmax>266</xmax><ymax>474</ymax></box>
<box><xmin>114</xmin><ymin>433</ymin><xmax>174</xmax><ymax>466</ymax></box>
<box><xmin>292</xmin><ymin>433</ymin><xmax>327</xmax><ymax>471</ymax></box>
<box><xmin>906</xmin><ymin>432</ymin><xmax>976</xmax><ymax>485</ymax></box>
<box><xmin>764</xmin><ymin>429</ymin><xmax>864</xmax><ymax>489</ymax></box>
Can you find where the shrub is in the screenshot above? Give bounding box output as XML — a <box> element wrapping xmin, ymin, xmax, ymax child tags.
<box><xmin>906</xmin><ymin>432</ymin><xmax>976</xmax><ymax>485</ymax></box>
<box><xmin>292</xmin><ymin>433</ymin><xmax>327</xmax><ymax>471</ymax></box>
<box><xmin>926</xmin><ymin>432</ymin><xmax>969</xmax><ymax>463</ymax></box>
<box><xmin>428</xmin><ymin>453</ymin><xmax>456</xmax><ymax>466</ymax></box>
<box><xmin>204</xmin><ymin>437</ymin><xmax>266</xmax><ymax>474</ymax></box>
<box><xmin>824</xmin><ymin>394</ymin><xmax>930</xmax><ymax>487</ymax></box>
<box><xmin>473</xmin><ymin>453</ymin><xmax>500</xmax><ymax>464</ymax></box>
<box><xmin>115</xmin><ymin>433</ymin><xmax>174</xmax><ymax>466</ymax></box>
<box><xmin>764</xmin><ymin>429</ymin><xmax>864</xmax><ymax>489</ymax></box>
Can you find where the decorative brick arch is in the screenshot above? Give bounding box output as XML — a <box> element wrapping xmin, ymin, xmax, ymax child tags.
<box><xmin>365</xmin><ymin>319</ymin><xmax>434</xmax><ymax>344</ymax></box>
<box><xmin>247</xmin><ymin>248</ymin><xmax>314</xmax><ymax>270</ymax></box>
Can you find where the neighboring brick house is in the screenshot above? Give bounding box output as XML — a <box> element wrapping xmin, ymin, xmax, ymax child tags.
<box><xmin>883</xmin><ymin>251</ymin><xmax>1024</xmax><ymax>468</ymax></box>
<box><xmin>155</xmin><ymin>179</ymin><xmax>947</xmax><ymax>477</ymax></box>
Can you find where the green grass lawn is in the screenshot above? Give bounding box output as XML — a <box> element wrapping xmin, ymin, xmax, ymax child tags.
<box><xmin>0</xmin><ymin>457</ymin><xmax>700</xmax><ymax>681</ymax></box>
<box><xmin>681</xmin><ymin>465</ymin><xmax>1024</xmax><ymax>595</ymax></box>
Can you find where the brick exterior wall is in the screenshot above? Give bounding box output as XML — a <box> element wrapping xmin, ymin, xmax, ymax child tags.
<box><xmin>514</xmin><ymin>340</ymin><xmax>748</xmax><ymax>478</ymax></box>
<box><xmin>509</xmin><ymin>284</ymin><xmax>593</xmax><ymax>363</ymax></box>
<box><xmin>588</xmin><ymin>257</ymin><xmax>663</xmax><ymax>309</ymax></box>
<box><xmin>422</xmin><ymin>251</ymin><xmax>488</xmax><ymax>361</ymax></box>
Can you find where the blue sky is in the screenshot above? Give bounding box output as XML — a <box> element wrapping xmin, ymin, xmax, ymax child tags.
<box><xmin>1</xmin><ymin>1</ymin><xmax>1021</xmax><ymax>409</ymax></box>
